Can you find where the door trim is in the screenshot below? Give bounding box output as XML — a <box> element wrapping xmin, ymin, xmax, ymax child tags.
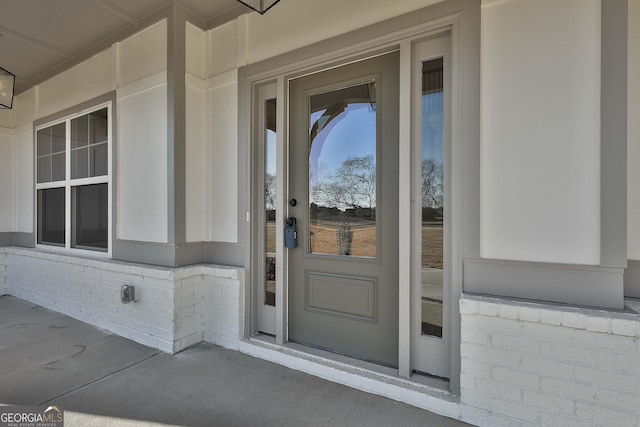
<box><xmin>243</xmin><ymin>0</ymin><xmax>481</xmax><ymax>395</ymax></box>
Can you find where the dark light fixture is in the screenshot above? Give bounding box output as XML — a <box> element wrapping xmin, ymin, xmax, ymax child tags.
<box><xmin>235</xmin><ymin>0</ymin><xmax>281</xmax><ymax>15</ymax></box>
<box><xmin>0</xmin><ymin>67</ymin><xmax>15</xmax><ymax>109</ymax></box>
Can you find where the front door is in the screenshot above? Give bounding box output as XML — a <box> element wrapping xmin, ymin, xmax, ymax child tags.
<box><xmin>288</xmin><ymin>52</ymin><xmax>399</xmax><ymax>367</ymax></box>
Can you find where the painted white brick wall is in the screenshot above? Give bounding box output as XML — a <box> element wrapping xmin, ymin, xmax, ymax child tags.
<box><xmin>203</xmin><ymin>265</ymin><xmax>245</xmax><ymax>350</ymax></box>
<box><xmin>4</xmin><ymin>248</ymin><xmax>244</xmax><ymax>355</ymax></box>
<box><xmin>460</xmin><ymin>294</ymin><xmax>640</xmax><ymax>427</ymax></box>
<box><xmin>7</xmin><ymin>248</ymin><xmax>176</xmax><ymax>352</ymax></box>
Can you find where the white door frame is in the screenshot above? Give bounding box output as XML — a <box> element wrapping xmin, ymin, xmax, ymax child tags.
<box><xmin>247</xmin><ymin>9</ymin><xmax>468</xmax><ymax>388</ymax></box>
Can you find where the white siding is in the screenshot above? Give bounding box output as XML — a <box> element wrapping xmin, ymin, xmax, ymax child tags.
<box><xmin>186</xmin><ymin>22</ymin><xmax>206</xmax><ymax>79</ymax></box>
<box><xmin>0</xmin><ymin>109</ymin><xmax>13</xmax><ymax>128</ymax></box>
<box><xmin>628</xmin><ymin>0</ymin><xmax>640</xmax><ymax>260</ymax></box>
<box><xmin>0</xmin><ymin>131</ymin><xmax>14</xmax><ymax>232</ymax></box>
<box><xmin>246</xmin><ymin>0</ymin><xmax>444</xmax><ymax>64</ymax></box>
<box><xmin>186</xmin><ymin>77</ymin><xmax>206</xmax><ymax>242</ymax></box>
<box><xmin>118</xmin><ymin>78</ymin><xmax>169</xmax><ymax>243</ymax></box>
<box><xmin>37</xmin><ymin>49</ymin><xmax>114</xmax><ymax>119</ymax></box>
<box><xmin>209</xmin><ymin>21</ymin><xmax>238</xmax><ymax>77</ymax></box>
<box><xmin>117</xmin><ymin>20</ymin><xmax>167</xmax><ymax>88</ymax></box>
<box><xmin>480</xmin><ymin>0</ymin><xmax>601</xmax><ymax>265</ymax></box>
<box><xmin>14</xmin><ymin>126</ymin><xmax>33</xmax><ymax>233</ymax></box>
<box><xmin>208</xmin><ymin>72</ymin><xmax>238</xmax><ymax>243</ymax></box>
<box><xmin>15</xmin><ymin>89</ymin><xmax>36</xmax><ymax>128</ymax></box>
<box><xmin>185</xmin><ymin>24</ymin><xmax>207</xmax><ymax>243</ymax></box>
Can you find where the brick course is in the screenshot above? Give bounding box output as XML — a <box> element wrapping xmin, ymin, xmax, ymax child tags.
<box><xmin>461</xmin><ymin>295</ymin><xmax>640</xmax><ymax>427</ymax></box>
<box><xmin>3</xmin><ymin>247</ymin><xmax>243</xmax><ymax>354</ymax></box>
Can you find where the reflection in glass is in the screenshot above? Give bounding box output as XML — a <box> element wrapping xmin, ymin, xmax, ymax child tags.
<box><xmin>421</xmin><ymin>58</ymin><xmax>444</xmax><ymax>338</ymax></box>
<box><xmin>308</xmin><ymin>82</ymin><xmax>377</xmax><ymax>258</ymax></box>
<box><xmin>264</xmin><ymin>98</ymin><xmax>277</xmax><ymax>307</ymax></box>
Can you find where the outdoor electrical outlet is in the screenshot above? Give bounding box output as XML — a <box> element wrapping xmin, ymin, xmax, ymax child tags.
<box><xmin>121</xmin><ymin>284</ymin><xmax>136</xmax><ymax>304</ymax></box>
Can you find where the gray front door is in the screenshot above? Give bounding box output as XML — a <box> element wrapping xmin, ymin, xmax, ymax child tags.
<box><xmin>288</xmin><ymin>52</ymin><xmax>399</xmax><ymax>367</ymax></box>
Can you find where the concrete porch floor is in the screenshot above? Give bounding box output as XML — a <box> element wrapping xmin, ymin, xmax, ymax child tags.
<box><xmin>0</xmin><ymin>296</ymin><xmax>470</xmax><ymax>427</ymax></box>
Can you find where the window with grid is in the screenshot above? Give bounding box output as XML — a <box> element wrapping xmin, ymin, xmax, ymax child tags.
<box><xmin>36</xmin><ymin>105</ymin><xmax>111</xmax><ymax>252</ymax></box>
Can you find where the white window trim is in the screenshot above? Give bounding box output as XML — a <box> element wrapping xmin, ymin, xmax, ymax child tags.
<box><xmin>35</xmin><ymin>101</ymin><xmax>113</xmax><ymax>258</ymax></box>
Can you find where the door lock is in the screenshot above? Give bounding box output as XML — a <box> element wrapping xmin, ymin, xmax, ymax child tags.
<box><xmin>285</xmin><ymin>217</ymin><xmax>297</xmax><ymax>248</ymax></box>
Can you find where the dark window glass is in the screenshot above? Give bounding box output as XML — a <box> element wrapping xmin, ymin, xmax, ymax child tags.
<box><xmin>73</xmin><ymin>183</ymin><xmax>108</xmax><ymax>250</ymax></box>
<box><xmin>90</xmin><ymin>143</ymin><xmax>108</xmax><ymax>177</ymax></box>
<box><xmin>38</xmin><ymin>188</ymin><xmax>65</xmax><ymax>245</ymax></box>
<box><xmin>71</xmin><ymin>147</ymin><xmax>89</xmax><ymax>179</ymax></box>
<box><xmin>71</xmin><ymin>115</ymin><xmax>89</xmax><ymax>149</ymax></box>
<box><xmin>90</xmin><ymin>108</ymin><xmax>108</xmax><ymax>144</ymax></box>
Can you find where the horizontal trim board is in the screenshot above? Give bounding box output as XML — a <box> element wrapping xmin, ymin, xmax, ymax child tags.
<box><xmin>112</xmin><ymin>239</ymin><xmax>177</xmax><ymax>267</ymax></box>
<box><xmin>0</xmin><ymin>233</ymin><xmax>14</xmax><ymax>247</ymax></box>
<box><xmin>463</xmin><ymin>258</ymin><xmax>624</xmax><ymax>310</ymax></box>
<box><xmin>205</xmin><ymin>242</ymin><xmax>244</xmax><ymax>267</ymax></box>
<box><xmin>175</xmin><ymin>242</ymin><xmax>205</xmax><ymax>266</ymax></box>
<box><xmin>624</xmin><ymin>260</ymin><xmax>640</xmax><ymax>298</ymax></box>
<box><xmin>14</xmin><ymin>233</ymin><xmax>35</xmax><ymax>248</ymax></box>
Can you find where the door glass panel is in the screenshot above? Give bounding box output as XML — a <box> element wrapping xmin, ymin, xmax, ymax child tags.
<box><xmin>264</xmin><ymin>98</ymin><xmax>277</xmax><ymax>307</ymax></box>
<box><xmin>421</xmin><ymin>58</ymin><xmax>444</xmax><ymax>338</ymax></box>
<box><xmin>308</xmin><ymin>82</ymin><xmax>377</xmax><ymax>258</ymax></box>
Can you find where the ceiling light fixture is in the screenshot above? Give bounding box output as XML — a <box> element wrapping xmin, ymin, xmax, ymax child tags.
<box><xmin>0</xmin><ymin>67</ymin><xmax>15</xmax><ymax>109</ymax></box>
<box><xmin>235</xmin><ymin>0</ymin><xmax>281</xmax><ymax>15</ymax></box>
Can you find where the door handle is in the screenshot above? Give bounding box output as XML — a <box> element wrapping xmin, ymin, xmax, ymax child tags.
<box><xmin>285</xmin><ymin>217</ymin><xmax>297</xmax><ymax>248</ymax></box>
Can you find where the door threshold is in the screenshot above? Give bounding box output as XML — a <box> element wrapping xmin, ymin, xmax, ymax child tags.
<box><xmin>240</xmin><ymin>334</ymin><xmax>458</xmax><ymax>415</ymax></box>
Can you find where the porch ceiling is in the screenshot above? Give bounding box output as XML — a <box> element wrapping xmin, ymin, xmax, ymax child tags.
<box><xmin>0</xmin><ymin>0</ymin><xmax>246</xmax><ymax>95</ymax></box>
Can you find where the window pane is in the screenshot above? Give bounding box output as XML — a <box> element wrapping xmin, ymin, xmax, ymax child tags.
<box><xmin>52</xmin><ymin>123</ymin><xmax>66</xmax><ymax>153</ymax></box>
<box><xmin>37</xmin><ymin>157</ymin><xmax>51</xmax><ymax>183</ymax></box>
<box><xmin>421</xmin><ymin>58</ymin><xmax>444</xmax><ymax>338</ymax></box>
<box><xmin>71</xmin><ymin>115</ymin><xmax>88</xmax><ymax>149</ymax></box>
<box><xmin>38</xmin><ymin>188</ymin><xmax>65</xmax><ymax>245</ymax></box>
<box><xmin>308</xmin><ymin>82</ymin><xmax>377</xmax><ymax>258</ymax></box>
<box><xmin>90</xmin><ymin>143</ymin><xmax>108</xmax><ymax>177</ymax></box>
<box><xmin>264</xmin><ymin>98</ymin><xmax>277</xmax><ymax>307</ymax></box>
<box><xmin>73</xmin><ymin>183</ymin><xmax>108</xmax><ymax>250</ymax></box>
<box><xmin>37</xmin><ymin>129</ymin><xmax>52</xmax><ymax>156</ymax></box>
<box><xmin>72</xmin><ymin>147</ymin><xmax>89</xmax><ymax>179</ymax></box>
<box><xmin>90</xmin><ymin>108</ymin><xmax>108</xmax><ymax>144</ymax></box>
<box><xmin>52</xmin><ymin>152</ymin><xmax>66</xmax><ymax>182</ymax></box>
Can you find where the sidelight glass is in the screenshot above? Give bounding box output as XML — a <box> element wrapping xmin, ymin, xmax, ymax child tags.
<box><xmin>308</xmin><ymin>82</ymin><xmax>377</xmax><ymax>258</ymax></box>
<box><xmin>264</xmin><ymin>98</ymin><xmax>277</xmax><ymax>307</ymax></box>
<box><xmin>420</xmin><ymin>58</ymin><xmax>445</xmax><ymax>338</ymax></box>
